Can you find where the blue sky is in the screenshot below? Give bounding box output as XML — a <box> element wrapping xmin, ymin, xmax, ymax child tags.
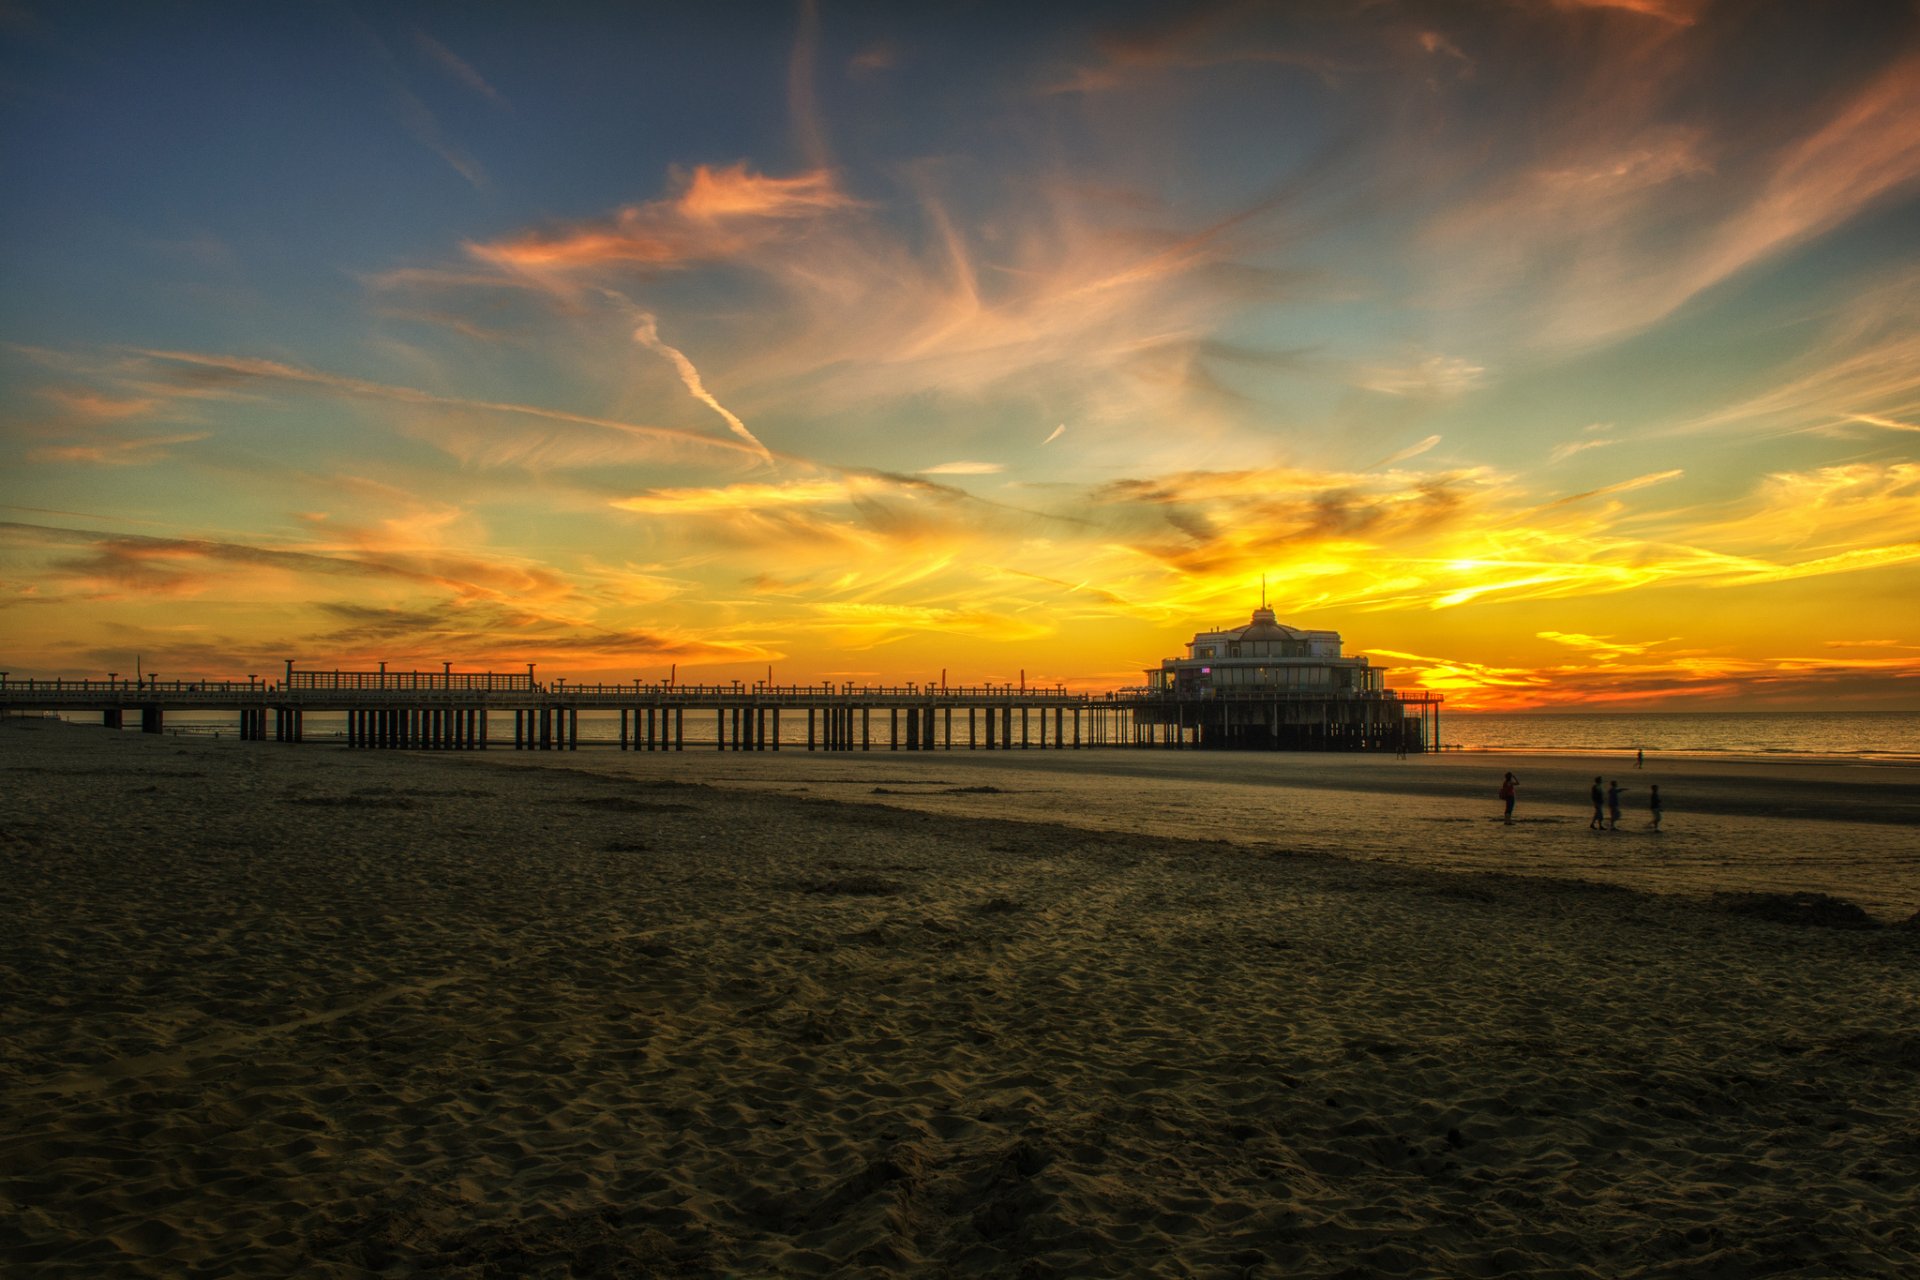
<box><xmin>4</xmin><ymin>1</ymin><xmax>1918</xmax><ymax>707</ymax></box>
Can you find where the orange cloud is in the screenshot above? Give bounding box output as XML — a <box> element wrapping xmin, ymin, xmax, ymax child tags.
<box><xmin>678</xmin><ymin>163</ymin><xmax>850</xmax><ymax>219</ymax></box>
<box><xmin>467</xmin><ymin>164</ymin><xmax>858</xmax><ymax>271</ymax></box>
<box><xmin>1551</xmin><ymin>0</ymin><xmax>1704</xmax><ymax>25</ymax></box>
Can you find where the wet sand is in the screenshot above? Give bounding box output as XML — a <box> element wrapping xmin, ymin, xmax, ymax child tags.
<box><xmin>565</xmin><ymin>746</ymin><xmax>1920</xmax><ymax>923</ymax></box>
<box><xmin>3</xmin><ymin>719</ymin><xmax>1917</xmax><ymax>1277</ymax></box>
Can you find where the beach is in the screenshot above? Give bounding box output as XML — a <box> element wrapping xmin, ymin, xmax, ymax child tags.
<box><xmin>3</xmin><ymin>719</ymin><xmax>1917</xmax><ymax>1277</ymax></box>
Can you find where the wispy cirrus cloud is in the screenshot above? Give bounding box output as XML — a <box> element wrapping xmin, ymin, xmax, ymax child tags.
<box><xmin>27</xmin><ymin>432</ymin><xmax>210</xmax><ymax>466</ymax></box>
<box><xmin>132</xmin><ymin>348</ymin><xmax>775</xmax><ymax>468</ymax></box>
<box><xmin>1425</xmin><ymin>40</ymin><xmax>1920</xmax><ymax>348</ymax></box>
<box><xmin>3</xmin><ymin>518</ymin><xmax>572</xmax><ymax>607</ymax></box>
<box><xmin>1370</xmin><ymin>435</ymin><xmax>1441</xmax><ymax>469</ymax></box>
<box><xmin>610</xmin><ymin>480</ymin><xmax>845</xmax><ymax>516</ymax></box>
<box><xmin>1536</xmin><ymin>630</ymin><xmax>1669</xmax><ymax>659</ymax></box>
<box><xmin>415</xmin><ymin>31</ymin><xmax>508</xmax><ymax>107</ymax></box>
<box><xmin>1549</xmin><ymin>437</ymin><xmax>1616</xmax><ymax>463</ymax></box>
<box><xmin>921</xmin><ymin>461</ymin><xmax>1005</xmax><ymax>476</ymax></box>
<box><xmin>36</xmin><ymin>386</ymin><xmax>160</xmax><ymax>420</ymax></box>
<box><xmin>1045</xmin><ymin>2</ymin><xmax>1343</xmax><ymax>95</ymax></box>
<box><xmin>1533</xmin><ymin>468</ymin><xmax>1684</xmax><ymax>510</ymax></box>
<box><xmin>1353</xmin><ymin>355</ymin><xmax>1486</xmax><ymax>398</ymax></box>
<box><xmin>629</xmin><ymin>312</ymin><xmax>773</xmax><ymax>463</ymax></box>
<box><xmin>350</xmin><ymin>17</ymin><xmax>489</xmax><ymax>189</ymax></box>
<box><xmin>431</xmin><ymin>146</ymin><xmax>1311</xmax><ymax>463</ymax></box>
<box><xmin>1672</xmin><ymin>271</ymin><xmax>1920</xmax><ymax>441</ymax></box>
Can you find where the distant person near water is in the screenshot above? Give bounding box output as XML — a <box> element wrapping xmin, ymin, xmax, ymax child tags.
<box><xmin>1636</xmin><ymin>748</ymin><xmax>1644</xmax><ymax>769</ymax></box>
<box><xmin>1649</xmin><ymin>785</ymin><xmax>1663</xmax><ymax>832</ymax></box>
<box><xmin>1498</xmin><ymin>772</ymin><xmax>1518</xmax><ymax>824</ymax></box>
<box><xmin>1589</xmin><ymin>777</ymin><xmax>1605</xmax><ymax>830</ymax></box>
<box><xmin>1607</xmin><ymin>781</ymin><xmax>1625</xmax><ymax>830</ymax></box>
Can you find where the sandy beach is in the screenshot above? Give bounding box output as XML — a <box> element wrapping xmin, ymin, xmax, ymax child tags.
<box><xmin>3</xmin><ymin>719</ymin><xmax>1917</xmax><ymax>1277</ymax></box>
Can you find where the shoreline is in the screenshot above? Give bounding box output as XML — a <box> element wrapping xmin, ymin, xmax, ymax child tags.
<box><xmin>1439</xmin><ymin>743</ymin><xmax>1920</xmax><ymax>766</ymax></box>
<box><xmin>26</xmin><ymin>709</ymin><xmax>1920</xmax><ymax>768</ymax></box>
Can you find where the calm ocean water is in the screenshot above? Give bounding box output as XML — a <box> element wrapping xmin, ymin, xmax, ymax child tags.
<box><xmin>66</xmin><ymin>708</ymin><xmax>1920</xmax><ymax>760</ymax></box>
<box><xmin>1440</xmin><ymin>711</ymin><xmax>1920</xmax><ymax>759</ymax></box>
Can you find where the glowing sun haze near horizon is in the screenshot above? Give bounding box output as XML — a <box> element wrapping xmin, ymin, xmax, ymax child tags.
<box><xmin>3</xmin><ymin>1</ymin><xmax>1918</xmax><ymax>710</ymax></box>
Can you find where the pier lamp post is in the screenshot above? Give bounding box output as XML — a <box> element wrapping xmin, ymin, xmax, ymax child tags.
<box><xmin>249</xmin><ymin>674</ymin><xmax>258</xmax><ymax>691</ymax></box>
<box><xmin>109</xmin><ymin>672</ymin><xmax>117</xmax><ymax>691</ymax></box>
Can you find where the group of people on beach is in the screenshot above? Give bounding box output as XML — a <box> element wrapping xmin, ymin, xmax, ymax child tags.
<box><xmin>1498</xmin><ymin>770</ymin><xmax>1662</xmax><ymax>830</ymax></box>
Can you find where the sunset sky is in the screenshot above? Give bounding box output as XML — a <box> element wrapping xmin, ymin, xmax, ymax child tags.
<box><xmin>3</xmin><ymin>1</ymin><xmax>1918</xmax><ymax>709</ymax></box>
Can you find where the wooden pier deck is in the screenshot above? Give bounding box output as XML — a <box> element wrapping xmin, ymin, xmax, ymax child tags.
<box><xmin>0</xmin><ymin>665</ymin><xmax>1441</xmax><ymax>752</ymax></box>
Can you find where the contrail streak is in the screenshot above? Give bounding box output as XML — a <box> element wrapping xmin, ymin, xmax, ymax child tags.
<box><xmin>632</xmin><ymin>312</ymin><xmax>774</xmax><ymax>464</ymax></box>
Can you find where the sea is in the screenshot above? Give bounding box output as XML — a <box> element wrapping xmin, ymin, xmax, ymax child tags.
<box><xmin>60</xmin><ymin>708</ymin><xmax>1920</xmax><ymax>761</ymax></box>
<box><xmin>1439</xmin><ymin>711</ymin><xmax>1920</xmax><ymax>760</ymax></box>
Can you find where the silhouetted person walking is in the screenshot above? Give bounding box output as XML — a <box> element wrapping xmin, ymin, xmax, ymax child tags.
<box><xmin>1589</xmin><ymin>777</ymin><xmax>1605</xmax><ymax>830</ymax></box>
<box><xmin>1649</xmin><ymin>784</ymin><xmax>1663</xmax><ymax>832</ymax></box>
<box><xmin>1607</xmin><ymin>781</ymin><xmax>1625</xmax><ymax>830</ymax></box>
<box><xmin>1499</xmin><ymin>772</ymin><xmax>1518</xmax><ymax>824</ymax></box>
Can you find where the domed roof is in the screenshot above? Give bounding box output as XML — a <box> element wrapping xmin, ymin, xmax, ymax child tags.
<box><xmin>1237</xmin><ymin>606</ymin><xmax>1302</xmax><ymax>642</ymax></box>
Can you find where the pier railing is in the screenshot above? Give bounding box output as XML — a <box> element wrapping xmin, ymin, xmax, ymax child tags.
<box><xmin>0</xmin><ymin>664</ymin><xmax>1441</xmax><ymax>752</ymax></box>
<box><xmin>288</xmin><ymin>670</ymin><xmax>534</xmax><ymax>692</ymax></box>
<box><xmin>0</xmin><ymin>676</ymin><xmax>1438</xmax><ymax>706</ymax></box>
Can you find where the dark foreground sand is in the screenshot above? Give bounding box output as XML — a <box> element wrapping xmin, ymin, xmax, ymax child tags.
<box><xmin>2</xmin><ymin>719</ymin><xmax>1916</xmax><ymax>1278</ymax></box>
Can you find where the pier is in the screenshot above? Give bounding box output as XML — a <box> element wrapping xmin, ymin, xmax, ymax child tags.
<box><xmin>0</xmin><ymin>661</ymin><xmax>1440</xmax><ymax>753</ymax></box>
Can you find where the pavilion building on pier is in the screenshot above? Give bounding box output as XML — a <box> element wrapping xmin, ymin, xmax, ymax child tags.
<box><xmin>1136</xmin><ymin>604</ymin><xmax>1436</xmax><ymax>750</ymax></box>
